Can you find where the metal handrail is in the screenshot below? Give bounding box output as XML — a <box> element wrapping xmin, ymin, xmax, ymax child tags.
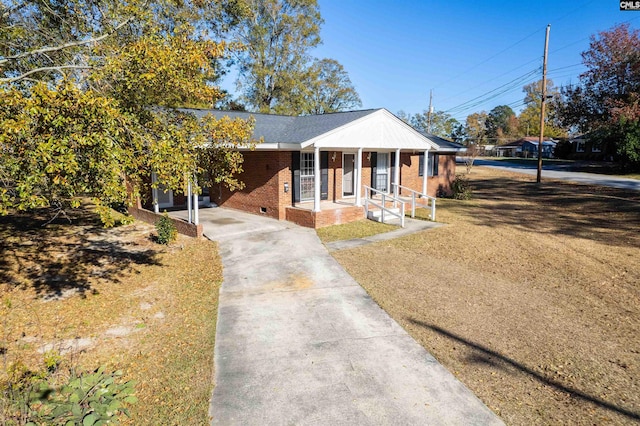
<box><xmin>391</xmin><ymin>183</ymin><xmax>436</xmax><ymax>221</ymax></box>
<box><xmin>363</xmin><ymin>185</ymin><xmax>405</xmax><ymax>227</ymax></box>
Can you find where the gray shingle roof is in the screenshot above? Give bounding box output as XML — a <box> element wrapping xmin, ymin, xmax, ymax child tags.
<box><xmin>181</xmin><ymin>108</ymin><xmax>380</xmax><ymax>144</ymax></box>
<box><xmin>418</xmin><ymin>132</ymin><xmax>466</xmax><ymax>152</ymax></box>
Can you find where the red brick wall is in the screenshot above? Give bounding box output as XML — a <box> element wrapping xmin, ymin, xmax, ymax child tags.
<box><xmin>214</xmin><ymin>151</ymin><xmax>291</xmax><ymax>220</ymax></box>
<box><xmin>392</xmin><ymin>152</ymin><xmax>457</xmax><ymax>198</ymax></box>
<box><xmin>285</xmin><ymin>205</ymin><xmax>365</xmax><ymax>229</ymax></box>
<box><xmin>127</xmin><ymin>206</ymin><xmax>203</xmax><ymax>238</ymax></box>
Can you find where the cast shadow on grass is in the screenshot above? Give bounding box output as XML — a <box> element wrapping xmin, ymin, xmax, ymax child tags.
<box><xmin>467</xmin><ymin>176</ymin><xmax>640</xmax><ymax>249</ymax></box>
<box><xmin>407</xmin><ymin>318</ymin><xmax>640</xmax><ymax>422</ymax></box>
<box><xmin>0</xmin><ymin>209</ymin><xmax>161</xmax><ymax>299</ymax></box>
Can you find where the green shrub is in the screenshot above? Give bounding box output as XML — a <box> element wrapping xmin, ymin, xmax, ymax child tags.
<box><xmin>451</xmin><ymin>174</ymin><xmax>472</xmax><ymax>200</ymax></box>
<box><xmin>1</xmin><ymin>364</ymin><xmax>136</xmax><ymax>425</ymax></box>
<box><xmin>155</xmin><ymin>212</ymin><xmax>177</xmax><ymax>245</ymax></box>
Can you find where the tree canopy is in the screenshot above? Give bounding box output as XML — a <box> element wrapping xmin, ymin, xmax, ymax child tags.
<box><xmin>518</xmin><ymin>79</ymin><xmax>566</xmax><ymax>138</ymax></box>
<box><xmin>557</xmin><ymin>23</ymin><xmax>640</xmax><ymax>167</ymax></box>
<box><xmin>486</xmin><ymin>105</ymin><xmax>517</xmax><ymax>144</ymax></box>
<box><xmin>230</xmin><ymin>0</ymin><xmax>360</xmax><ymax>115</ymax></box>
<box><xmin>0</xmin><ymin>0</ymin><xmax>257</xmax><ymax>224</ymax></box>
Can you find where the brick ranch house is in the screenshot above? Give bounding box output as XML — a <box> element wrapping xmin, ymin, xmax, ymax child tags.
<box><xmin>145</xmin><ymin>108</ymin><xmax>465</xmax><ymax>228</ymax></box>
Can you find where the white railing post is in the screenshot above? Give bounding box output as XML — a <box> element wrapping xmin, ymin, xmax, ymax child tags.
<box><xmin>431</xmin><ymin>198</ymin><xmax>436</xmax><ymax>221</ymax></box>
<box><xmin>401</xmin><ymin>203</ymin><xmax>405</xmax><ymax>228</ymax></box>
<box><xmin>411</xmin><ymin>192</ymin><xmax>416</xmax><ymax>218</ymax></box>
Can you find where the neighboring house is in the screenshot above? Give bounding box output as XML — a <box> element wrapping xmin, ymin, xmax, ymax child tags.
<box><xmin>496</xmin><ymin>137</ymin><xmax>557</xmax><ymax>158</ymax></box>
<box><xmin>145</xmin><ymin>108</ymin><xmax>465</xmax><ymax>228</ymax></box>
<box><xmin>480</xmin><ymin>144</ymin><xmax>496</xmax><ymax>156</ymax></box>
<box><xmin>569</xmin><ymin>134</ymin><xmax>613</xmax><ymax>161</ymax></box>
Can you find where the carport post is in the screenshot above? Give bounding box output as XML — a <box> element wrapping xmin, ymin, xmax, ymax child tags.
<box><xmin>313</xmin><ymin>147</ymin><xmax>321</xmax><ymax>212</ymax></box>
<box><xmin>187</xmin><ymin>179</ymin><xmax>192</xmax><ymax>224</ymax></box>
<box><xmin>355</xmin><ymin>147</ymin><xmax>363</xmax><ymax>206</ymax></box>
<box><xmin>193</xmin><ymin>175</ymin><xmax>199</xmax><ymax>225</ymax></box>
<box><xmin>422</xmin><ymin>149</ymin><xmax>429</xmax><ymax>196</ymax></box>
<box><xmin>151</xmin><ymin>171</ymin><xmax>159</xmax><ymax>214</ymax></box>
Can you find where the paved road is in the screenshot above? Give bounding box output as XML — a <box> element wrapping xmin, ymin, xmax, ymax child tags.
<box><xmin>473</xmin><ymin>159</ymin><xmax>640</xmax><ymax>191</ymax></box>
<box><xmin>174</xmin><ymin>207</ymin><xmax>503</xmax><ymax>425</ymax></box>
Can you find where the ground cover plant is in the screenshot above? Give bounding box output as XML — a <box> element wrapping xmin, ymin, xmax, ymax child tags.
<box><xmin>1</xmin><ymin>207</ymin><xmax>222</xmax><ymax>424</ymax></box>
<box><xmin>330</xmin><ymin>166</ymin><xmax>640</xmax><ymax>425</ymax></box>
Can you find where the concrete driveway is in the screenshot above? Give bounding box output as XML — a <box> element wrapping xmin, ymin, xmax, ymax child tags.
<box><xmin>474</xmin><ymin>159</ymin><xmax>640</xmax><ymax>191</ymax></box>
<box><xmin>176</xmin><ymin>207</ymin><xmax>503</xmax><ymax>425</ymax></box>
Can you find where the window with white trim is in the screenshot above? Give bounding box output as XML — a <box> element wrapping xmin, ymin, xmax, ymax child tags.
<box><xmin>576</xmin><ymin>141</ymin><xmax>586</xmax><ymax>153</ymax></box>
<box><xmin>300</xmin><ymin>153</ymin><xmax>314</xmax><ymax>201</ymax></box>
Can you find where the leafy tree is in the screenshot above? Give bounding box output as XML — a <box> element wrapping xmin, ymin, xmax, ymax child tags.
<box><xmin>450</xmin><ymin>123</ymin><xmax>467</xmax><ymax>143</ymax></box>
<box><xmin>396</xmin><ymin>110</ymin><xmax>411</xmax><ymax>123</ymax></box>
<box><xmin>410</xmin><ymin>110</ymin><xmax>459</xmax><ymax>139</ymax></box>
<box><xmin>557</xmin><ymin>23</ymin><xmax>640</xmax><ymax>167</ymax></box>
<box><xmin>232</xmin><ymin>0</ymin><xmax>323</xmax><ymax>113</ymax></box>
<box><xmin>300</xmin><ymin>58</ymin><xmax>361</xmax><ymax>114</ymax></box>
<box><xmin>518</xmin><ymin>79</ymin><xmax>566</xmax><ymax>138</ymax></box>
<box><xmin>465</xmin><ymin>112</ymin><xmax>488</xmax><ymax>145</ymax></box>
<box><xmin>486</xmin><ymin>105</ymin><xmax>517</xmax><ymax>144</ymax></box>
<box><xmin>0</xmin><ymin>0</ymin><xmax>256</xmax><ymax>224</ymax></box>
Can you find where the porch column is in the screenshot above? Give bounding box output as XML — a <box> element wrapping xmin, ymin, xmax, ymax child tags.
<box><xmin>193</xmin><ymin>175</ymin><xmax>199</xmax><ymax>225</ymax></box>
<box><xmin>313</xmin><ymin>147</ymin><xmax>321</xmax><ymax>212</ymax></box>
<box><xmin>151</xmin><ymin>171</ymin><xmax>159</xmax><ymax>214</ymax></box>
<box><xmin>187</xmin><ymin>179</ymin><xmax>192</xmax><ymax>224</ymax></box>
<box><xmin>394</xmin><ymin>148</ymin><xmax>400</xmax><ymax>198</ymax></box>
<box><xmin>355</xmin><ymin>147</ymin><xmax>363</xmax><ymax>206</ymax></box>
<box><xmin>422</xmin><ymin>149</ymin><xmax>429</xmax><ymax>196</ymax></box>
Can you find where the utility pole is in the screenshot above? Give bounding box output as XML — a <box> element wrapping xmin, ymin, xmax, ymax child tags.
<box><xmin>427</xmin><ymin>89</ymin><xmax>433</xmax><ymax>133</ymax></box>
<box><xmin>537</xmin><ymin>24</ymin><xmax>550</xmax><ymax>183</ymax></box>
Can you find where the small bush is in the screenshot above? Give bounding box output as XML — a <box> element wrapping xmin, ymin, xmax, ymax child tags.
<box><xmin>155</xmin><ymin>212</ymin><xmax>177</xmax><ymax>245</ymax></box>
<box><xmin>451</xmin><ymin>174</ymin><xmax>472</xmax><ymax>200</ymax></box>
<box><xmin>1</xmin><ymin>363</ymin><xmax>136</xmax><ymax>425</ymax></box>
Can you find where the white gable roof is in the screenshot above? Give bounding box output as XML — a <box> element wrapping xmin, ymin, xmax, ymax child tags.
<box><xmin>302</xmin><ymin>109</ymin><xmax>436</xmax><ymax>151</ymax></box>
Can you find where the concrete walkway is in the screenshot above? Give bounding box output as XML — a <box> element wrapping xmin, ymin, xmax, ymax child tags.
<box><xmin>325</xmin><ymin>218</ymin><xmax>442</xmax><ymax>252</ymax></box>
<box><xmin>175</xmin><ymin>207</ymin><xmax>503</xmax><ymax>425</ymax></box>
<box><xmin>474</xmin><ymin>159</ymin><xmax>640</xmax><ymax>191</ymax></box>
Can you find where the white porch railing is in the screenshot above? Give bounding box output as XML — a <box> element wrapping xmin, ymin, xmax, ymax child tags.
<box><xmin>391</xmin><ymin>183</ymin><xmax>437</xmax><ymax>221</ymax></box>
<box><xmin>363</xmin><ymin>185</ymin><xmax>405</xmax><ymax>227</ymax></box>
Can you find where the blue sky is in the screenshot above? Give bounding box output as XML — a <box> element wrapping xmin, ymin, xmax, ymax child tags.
<box><xmin>308</xmin><ymin>1</ymin><xmax>640</xmax><ymax>122</ymax></box>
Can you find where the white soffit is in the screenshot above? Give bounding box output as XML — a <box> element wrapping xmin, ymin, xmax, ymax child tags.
<box><xmin>302</xmin><ymin>110</ymin><xmax>437</xmax><ymax>151</ymax></box>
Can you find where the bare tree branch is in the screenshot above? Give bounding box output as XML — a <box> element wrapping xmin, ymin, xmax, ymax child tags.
<box><xmin>0</xmin><ymin>65</ymin><xmax>92</xmax><ymax>84</ymax></box>
<box><xmin>0</xmin><ymin>16</ymin><xmax>133</xmax><ymax>68</ymax></box>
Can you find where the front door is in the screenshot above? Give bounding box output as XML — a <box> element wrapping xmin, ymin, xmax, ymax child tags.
<box><xmin>376</xmin><ymin>153</ymin><xmax>389</xmax><ymax>192</ymax></box>
<box><xmin>343</xmin><ymin>153</ymin><xmax>355</xmax><ymax>196</ymax></box>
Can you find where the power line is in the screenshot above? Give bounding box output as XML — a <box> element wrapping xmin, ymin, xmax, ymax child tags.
<box><xmin>445</xmin><ymin>68</ymin><xmax>540</xmax><ymax>115</ymax></box>
<box><xmin>432</xmin><ymin>27</ymin><xmax>545</xmax><ymax>92</ymax></box>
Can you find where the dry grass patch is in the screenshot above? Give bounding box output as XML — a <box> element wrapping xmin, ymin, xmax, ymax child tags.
<box><xmin>0</xmin><ymin>208</ymin><xmax>222</xmax><ymax>425</ymax></box>
<box><xmin>316</xmin><ymin>219</ymin><xmax>397</xmax><ymax>243</ymax></box>
<box><xmin>332</xmin><ymin>167</ymin><xmax>640</xmax><ymax>425</ymax></box>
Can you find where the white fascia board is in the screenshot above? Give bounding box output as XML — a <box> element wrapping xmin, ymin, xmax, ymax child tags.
<box><xmin>235</xmin><ymin>142</ymin><xmax>301</xmax><ymax>151</ymax></box>
<box><xmin>436</xmin><ymin>147</ymin><xmax>467</xmax><ymax>153</ymax></box>
<box><xmin>301</xmin><ymin>109</ymin><xmax>438</xmax><ymax>151</ymax></box>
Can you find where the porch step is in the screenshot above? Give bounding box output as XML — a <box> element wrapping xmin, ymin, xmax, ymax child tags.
<box><xmin>367</xmin><ymin>208</ymin><xmax>401</xmax><ymax>224</ymax></box>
